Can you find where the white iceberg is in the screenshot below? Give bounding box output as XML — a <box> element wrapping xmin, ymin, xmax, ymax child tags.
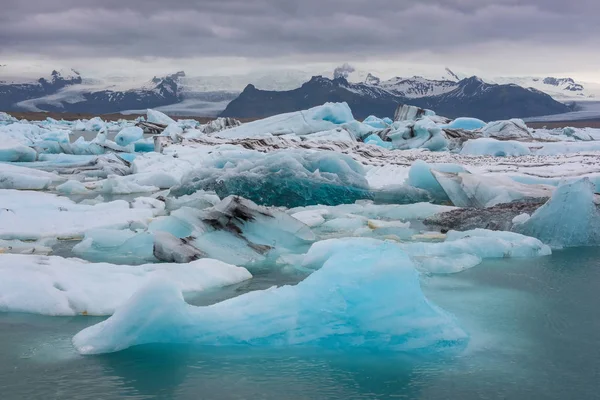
<box><xmin>432</xmin><ymin>171</ymin><xmax>554</xmax><ymax>208</ymax></box>
<box><xmin>0</xmin><ymin>254</ymin><xmax>251</xmax><ymax>316</ymax></box>
<box><xmin>211</xmin><ymin>102</ymin><xmax>363</xmax><ymax>139</ymax></box>
<box><xmin>0</xmin><ymin>190</ymin><xmax>162</xmax><ymax>240</ymax></box>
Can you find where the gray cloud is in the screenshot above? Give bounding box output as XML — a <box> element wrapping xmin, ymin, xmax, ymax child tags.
<box><xmin>0</xmin><ymin>0</ymin><xmax>599</xmax><ymax>76</ymax></box>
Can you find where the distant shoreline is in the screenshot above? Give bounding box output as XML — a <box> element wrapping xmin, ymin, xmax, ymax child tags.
<box><xmin>2</xmin><ymin>110</ymin><xmax>599</xmax><ymax>129</ymax></box>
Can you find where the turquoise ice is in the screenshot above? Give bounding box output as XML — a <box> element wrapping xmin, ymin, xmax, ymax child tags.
<box><xmin>73</xmin><ymin>241</ymin><xmax>468</xmax><ymax>355</ymax></box>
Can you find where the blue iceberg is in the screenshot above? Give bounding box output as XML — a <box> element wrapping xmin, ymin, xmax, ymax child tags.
<box><xmin>171</xmin><ymin>149</ymin><xmax>373</xmax><ymax>207</ymax></box>
<box><xmin>73</xmin><ymin>241</ymin><xmax>468</xmax><ymax>354</ymax></box>
<box><xmin>443</xmin><ymin>117</ymin><xmax>486</xmax><ymax>131</ymax></box>
<box><xmin>514</xmin><ymin>178</ymin><xmax>600</xmax><ymax>248</ymax></box>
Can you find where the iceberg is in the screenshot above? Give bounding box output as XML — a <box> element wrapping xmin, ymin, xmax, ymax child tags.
<box><xmin>0</xmin><ymin>190</ymin><xmax>162</xmax><ymax>240</ymax></box>
<box><xmin>432</xmin><ymin>171</ymin><xmax>554</xmax><ymax>208</ymax></box>
<box><xmin>147</xmin><ymin>109</ymin><xmax>176</xmax><ymax>126</ymax></box>
<box><xmin>77</xmin><ymin>196</ymin><xmax>315</xmax><ymax>267</ymax></box>
<box><xmin>444</xmin><ymin>117</ymin><xmax>486</xmax><ymax>131</ymax></box>
<box><xmin>407</xmin><ymin>160</ymin><xmax>466</xmax><ymax>202</ymax></box>
<box><xmin>301</xmin><ymin>232</ymin><xmax>550</xmax><ymax>274</ymax></box>
<box><xmin>460</xmin><ymin>138</ymin><xmax>531</xmax><ymax>157</ymax></box>
<box><xmin>363</xmin><ymin>115</ymin><xmax>390</xmax><ymax>129</ymax></box>
<box><xmin>388</xmin><ymin>118</ymin><xmax>448</xmax><ymax>151</ymax></box>
<box><xmin>0</xmin><ymin>138</ymin><xmax>37</xmax><ymax>162</ymax></box>
<box><xmin>0</xmin><ymin>163</ymin><xmax>63</xmax><ymax>190</ymax></box>
<box><xmin>210</xmin><ymin>102</ymin><xmax>360</xmax><ymax>139</ymax></box>
<box><xmin>0</xmin><ymin>254</ymin><xmax>251</xmax><ymax>316</ymax></box>
<box><xmin>481</xmin><ymin>119</ymin><xmax>532</xmax><ymax>140</ymax></box>
<box><xmin>514</xmin><ymin>178</ymin><xmax>600</xmax><ymax>248</ymax></box>
<box><xmin>171</xmin><ymin>149</ymin><xmax>372</xmax><ymax>207</ymax></box>
<box><xmin>114</xmin><ymin>126</ymin><xmax>144</xmax><ymax>146</ymax></box>
<box><xmin>72</xmin><ymin>241</ymin><xmax>467</xmax><ymax>355</ymax></box>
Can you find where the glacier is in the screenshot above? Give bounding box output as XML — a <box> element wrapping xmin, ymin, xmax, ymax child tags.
<box><xmin>72</xmin><ymin>241</ymin><xmax>468</xmax><ymax>355</ymax></box>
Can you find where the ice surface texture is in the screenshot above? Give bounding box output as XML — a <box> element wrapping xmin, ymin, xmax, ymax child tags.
<box><xmin>73</xmin><ymin>241</ymin><xmax>468</xmax><ymax>355</ymax></box>
<box><xmin>0</xmin><ymin>254</ymin><xmax>251</xmax><ymax>316</ymax></box>
<box><xmin>514</xmin><ymin>178</ymin><xmax>600</xmax><ymax>248</ymax></box>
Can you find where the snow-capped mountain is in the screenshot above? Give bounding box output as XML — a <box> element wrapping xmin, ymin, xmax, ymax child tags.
<box><xmin>0</xmin><ymin>65</ymin><xmax>592</xmax><ymax>119</ymax></box>
<box><xmin>486</xmin><ymin>76</ymin><xmax>600</xmax><ymax>101</ymax></box>
<box><xmin>221</xmin><ymin>75</ymin><xmax>571</xmax><ymax>121</ymax></box>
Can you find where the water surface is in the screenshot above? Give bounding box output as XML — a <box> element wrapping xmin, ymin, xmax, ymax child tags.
<box><xmin>1</xmin><ymin>248</ymin><xmax>598</xmax><ymax>399</ymax></box>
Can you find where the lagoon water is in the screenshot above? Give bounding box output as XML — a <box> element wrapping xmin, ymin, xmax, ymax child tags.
<box><xmin>1</xmin><ymin>248</ymin><xmax>599</xmax><ymax>399</ymax></box>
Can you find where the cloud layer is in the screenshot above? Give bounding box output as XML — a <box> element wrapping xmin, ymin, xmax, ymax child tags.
<box><xmin>1</xmin><ymin>0</ymin><xmax>599</xmax><ymax>78</ymax></box>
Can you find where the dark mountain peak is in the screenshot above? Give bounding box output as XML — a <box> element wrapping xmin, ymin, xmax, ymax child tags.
<box><xmin>364</xmin><ymin>73</ymin><xmax>381</xmax><ymax>86</ymax></box>
<box><xmin>151</xmin><ymin>71</ymin><xmax>186</xmax><ymax>85</ymax></box>
<box><xmin>445</xmin><ymin>67</ymin><xmax>460</xmax><ymax>82</ymax></box>
<box><xmin>242</xmin><ymin>83</ymin><xmax>257</xmax><ymax>93</ymax></box>
<box><xmin>543</xmin><ymin>77</ymin><xmax>583</xmax><ymax>92</ymax></box>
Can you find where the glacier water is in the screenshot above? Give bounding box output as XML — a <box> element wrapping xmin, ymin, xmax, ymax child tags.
<box><xmin>1</xmin><ymin>249</ymin><xmax>599</xmax><ymax>399</ymax></box>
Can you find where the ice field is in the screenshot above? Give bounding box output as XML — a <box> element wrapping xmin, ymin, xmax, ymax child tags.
<box><xmin>1</xmin><ymin>104</ymin><xmax>599</xmax><ymax>399</ymax></box>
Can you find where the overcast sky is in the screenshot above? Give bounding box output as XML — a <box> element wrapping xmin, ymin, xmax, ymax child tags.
<box><xmin>1</xmin><ymin>0</ymin><xmax>599</xmax><ymax>81</ymax></box>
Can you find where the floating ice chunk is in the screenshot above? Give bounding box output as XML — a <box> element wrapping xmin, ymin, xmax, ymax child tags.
<box><xmin>302</xmin><ymin>128</ymin><xmax>356</xmax><ymax>143</ymax></box>
<box><xmin>152</xmin><ymin>231</ymin><xmax>206</xmax><ymax>263</ymax></box>
<box><xmin>84</xmin><ymin>117</ymin><xmax>106</xmax><ymax>132</ymax></box>
<box><xmin>444</xmin><ymin>117</ymin><xmax>486</xmax><ymax>131</ymax></box>
<box><xmin>400</xmin><ymin>229</ymin><xmax>551</xmax><ymax>273</ymax></box>
<box><xmin>56</xmin><ymin>180</ymin><xmax>89</xmax><ymax>194</ymax></box>
<box><xmin>363</xmin><ymin>115</ymin><xmax>390</xmax><ymax>129</ymax></box>
<box><xmin>512</xmin><ymin>213</ymin><xmax>531</xmax><ymax>226</ymax></box>
<box><xmin>482</xmin><ymin>119</ymin><xmax>532</xmax><ymax>139</ymax></box>
<box><xmin>0</xmin><ymin>239</ymin><xmax>54</xmax><ymax>255</ymax></box>
<box><xmin>407</xmin><ymin>160</ymin><xmax>466</xmax><ymax>202</ymax></box>
<box><xmin>81</xmin><ymin>177</ymin><xmax>159</xmax><ymax>195</ymax></box>
<box><xmin>432</xmin><ymin>171</ymin><xmax>554</xmax><ymax>208</ymax></box>
<box><xmin>147</xmin><ymin>109</ymin><xmax>176</xmax><ymax>125</ymax></box>
<box><xmin>0</xmin><ymin>163</ymin><xmax>62</xmax><ymax>190</ymax></box>
<box><xmin>460</xmin><ymin>138</ymin><xmax>531</xmax><ymax>157</ymax></box>
<box><xmin>72</xmin><ymin>241</ymin><xmax>467</xmax><ymax>354</ymax></box>
<box><xmin>114</xmin><ymin>126</ymin><xmax>143</xmax><ymax>146</ymax></box>
<box><xmin>0</xmin><ymin>254</ymin><xmax>251</xmax><ymax>316</ymax></box>
<box><xmin>291</xmin><ymin>209</ymin><xmax>329</xmax><ymax>227</ymax></box>
<box><xmin>289</xmin><ymin>202</ymin><xmax>456</xmax><ymax>222</ymax></box>
<box><xmin>514</xmin><ymin>178</ymin><xmax>600</xmax><ymax>248</ymax></box>
<box><xmin>363</xmin><ymin>134</ymin><xmax>393</xmax><ymax>149</ymax></box>
<box><xmin>394</xmin><ymin>104</ymin><xmax>435</xmax><ymax>121</ymax></box>
<box><xmin>73</xmin><ymin>229</ymin><xmax>156</xmax><ymax>264</ymax></box>
<box><xmin>531</xmin><ymin>141</ymin><xmax>600</xmax><ymax>155</ymax></box>
<box><xmin>388</xmin><ymin>118</ymin><xmax>448</xmax><ymax>151</ymax></box>
<box><xmin>213</xmin><ymin>102</ymin><xmax>357</xmax><ymax>139</ymax></box>
<box><xmin>161</xmin><ymin>123</ymin><xmax>183</xmax><ymax>141</ymax></box>
<box><xmin>202</xmin><ymin>117</ymin><xmax>241</xmax><ymax>134</ymax></box>
<box><xmin>0</xmin><ymin>138</ymin><xmax>37</xmax><ymax>162</ymax></box>
<box><xmin>164</xmin><ymin>190</ymin><xmax>220</xmax><ymax>212</ymax></box>
<box><xmin>151</xmin><ymin>196</ymin><xmax>315</xmax><ymax>267</ymax></box>
<box><xmin>0</xmin><ymin>190</ymin><xmax>160</xmax><ymax>240</ymax></box>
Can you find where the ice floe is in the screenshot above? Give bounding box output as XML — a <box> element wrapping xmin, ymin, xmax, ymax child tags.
<box><xmin>0</xmin><ymin>254</ymin><xmax>251</xmax><ymax>316</ymax></box>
